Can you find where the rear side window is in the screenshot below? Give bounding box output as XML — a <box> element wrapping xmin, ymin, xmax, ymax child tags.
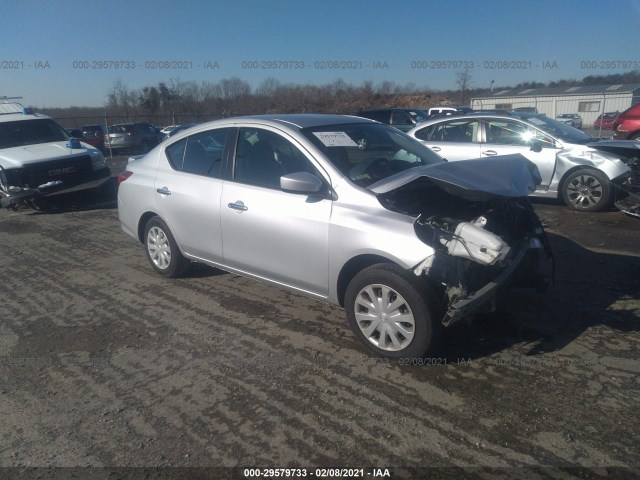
<box><xmin>165</xmin><ymin>128</ymin><xmax>229</xmax><ymax>177</ymax></box>
<box><xmin>428</xmin><ymin>119</ymin><xmax>479</xmax><ymax>143</ymax></box>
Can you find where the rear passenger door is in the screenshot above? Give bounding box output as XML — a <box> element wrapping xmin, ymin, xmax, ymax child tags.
<box><xmin>155</xmin><ymin>128</ymin><xmax>231</xmax><ymax>261</ymax></box>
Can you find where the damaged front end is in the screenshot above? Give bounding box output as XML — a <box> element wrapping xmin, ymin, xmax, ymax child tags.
<box><xmin>374</xmin><ymin>155</ymin><xmax>554</xmax><ymax>327</ymax></box>
<box><xmin>586</xmin><ymin>140</ymin><xmax>640</xmax><ymax>218</ymax></box>
<box><xmin>613</xmin><ymin>155</ymin><xmax>640</xmax><ymax>218</ymax></box>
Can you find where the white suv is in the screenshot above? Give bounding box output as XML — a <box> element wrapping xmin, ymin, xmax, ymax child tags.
<box><xmin>0</xmin><ymin>101</ymin><xmax>110</xmax><ymax>208</ymax></box>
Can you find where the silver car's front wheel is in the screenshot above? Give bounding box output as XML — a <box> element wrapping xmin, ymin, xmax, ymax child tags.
<box><xmin>345</xmin><ymin>264</ymin><xmax>440</xmax><ymax>359</ymax></box>
<box><xmin>561</xmin><ymin>168</ymin><xmax>611</xmax><ymax>212</ymax></box>
<box><xmin>353</xmin><ymin>284</ymin><xmax>415</xmax><ymax>352</ymax></box>
<box><xmin>143</xmin><ymin>217</ymin><xmax>190</xmax><ymax>277</ymax></box>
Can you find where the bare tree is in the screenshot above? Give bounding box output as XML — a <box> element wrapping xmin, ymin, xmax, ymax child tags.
<box><xmin>456</xmin><ymin>67</ymin><xmax>473</xmax><ymax>105</ymax></box>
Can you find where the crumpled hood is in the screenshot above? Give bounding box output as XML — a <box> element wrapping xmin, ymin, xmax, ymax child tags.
<box><xmin>0</xmin><ymin>142</ymin><xmax>94</xmax><ymax>168</ymax></box>
<box><xmin>585</xmin><ymin>140</ymin><xmax>640</xmax><ymax>160</ymax></box>
<box><xmin>369</xmin><ymin>154</ymin><xmax>542</xmax><ymax>199</ymax></box>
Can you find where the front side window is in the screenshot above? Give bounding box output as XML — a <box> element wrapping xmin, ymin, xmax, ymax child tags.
<box><xmin>302</xmin><ymin>123</ymin><xmax>444</xmax><ymax>187</ymax></box>
<box><xmin>234</xmin><ymin>128</ymin><xmax>319</xmax><ymax>189</ymax></box>
<box><xmin>485</xmin><ymin>119</ymin><xmax>555</xmax><ymax>147</ymax></box>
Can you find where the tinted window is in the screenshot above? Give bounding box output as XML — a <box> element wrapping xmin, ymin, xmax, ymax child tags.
<box><xmin>429</xmin><ymin>119</ymin><xmax>479</xmax><ymax>143</ymax></box>
<box><xmin>182</xmin><ymin>129</ymin><xmax>227</xmax><ymax>177</ymax></box>
<box><xmin>165</xmin><ymin>138</ymin><xmax>187</xmax><ymax>170</ymax></box>
<box><xmin>391</xmin><ymin>111</ymin><xmax>413</xmax><ymax>125</ymax></box>
<box><xmin>0</xmin><ymin>119</ymin><xmax>68</xmax><ymax>148</ymax></box>
<box><xmin>359</xmin><ymin>111</ymin><xmax>389</xmax><ymax>123</ymax></box>
<box><xmin>234</xmin><ymin>128</ymin><xmax>318</xmax><ymax>189</ymax></box>
<box><xmin>414</xmin><ymin>125</ymin><xmax>435</xmax><ymax>141</ymax></box>
<box><xmin>165</xmin><ymin>128</ymin><xmax>228</xmax><ymax>177</ymax></box>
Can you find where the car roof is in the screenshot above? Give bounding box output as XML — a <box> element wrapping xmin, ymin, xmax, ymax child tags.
<box><xmin>414</xmin><ymin>112</ymin><xmax>520</xmax><ymax>125</ymax></box>
<box><xmin>219</xmin><ymin>113</ymin><xmax>378</xmax><ymax>129</ymax></box>
<box><xmin>0</xmin><ymin>102</ymin><xmax>51</xmax><ymax>123</ymax></box>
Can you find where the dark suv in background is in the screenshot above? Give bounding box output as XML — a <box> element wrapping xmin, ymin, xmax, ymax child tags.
<box><xmin>104</xmin><ymin>122</ymin><xmax>163</xmax><ymax>154</ymax></box>
<box><xmin>613</xmin><ymin>103</ymin><xmax>640</xmax><ymax>140</ymax></box>
<box><xmin>356</xmin><ymin>108</ymin><xmax>430</xmax><ymax>132</ymax></box>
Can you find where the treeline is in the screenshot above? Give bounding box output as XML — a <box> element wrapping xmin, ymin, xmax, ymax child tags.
<box><xmin>42</xmin><ymin>78</ymin><xmax>449</xmax><ymax>126</ymax></box>
<box><xmin>41</xmin><ymin>70</ymin><xmax>640</xmax><ymax>127</ymax></box>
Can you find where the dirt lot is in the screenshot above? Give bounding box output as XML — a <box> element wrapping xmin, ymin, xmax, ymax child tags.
<box><xmin>0</xmin><ymin>156</ymin><xmax>639</xmax><ymax>479</ymax></box>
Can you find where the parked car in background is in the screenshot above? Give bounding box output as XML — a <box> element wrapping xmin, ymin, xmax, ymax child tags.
<box><xmin>593</xmin><ymin>112</ymin><xmax>618</xmax><ymax>130</ymax></box>
<box><xmin>161</xmin><ymin>123</ymin><xmax>198</xmax><ymax>141</ymax></box>
<box><xmin>556</xmin><ymin>113</ymin><xmax>583</xmax><ymax>129</ymax></box>
<box><xmin>160</xmin><ymin>125</ymin><xmax>179</xmax><ymax>136</ymax></box>
<box><xmin>118</xmin><ymin>114</ymin><xmax>552</xmax><ymax>359</ymax></box>
<box><xmin>81</xmin><ymin>124</ymin><xmax>106</xmax><ymax>152</ymax></box>
<box><xmin>356</xmin><ymin>108</ymin><xmax>430</xmax><ymax>132</ymax></box>
<box><xmin>427</xmin><ymin>107</ymin><xmax>458</xmax><ymax>116</ymax></box>
<box><xmin>0</xmin><ymin>101</ymin><xmax>110</xmax><ymax>208</ymax></box>
<box><xmin>512</xmin><ymin>107</ymin><xmax>538</xmax><ymax>113</ymax></box>
<box><xmin>104</xmin><ymin>122</ymin><xmax>163</xmax><ymax>154</ymax></box>
<box><xmin>613</xmin><ymin>103</ymin><xmax>640</xmax><ymax>141</ymax></box>
<box><xmin>407</xmin><ymin>112</ymin><xmax>637</xmax><ymax>212</ymax></box>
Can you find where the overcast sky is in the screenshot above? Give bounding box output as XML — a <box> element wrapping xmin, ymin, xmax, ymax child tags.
<box><xmin>2</xmin><ymin>0</ymin><xmax>639</xmax><ymax>107</ymax></box>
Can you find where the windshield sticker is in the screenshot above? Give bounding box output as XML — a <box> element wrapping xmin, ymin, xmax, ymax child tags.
<box><xmin>313</xmin><ymin>132</ymin><xmax>358</xmax><ymax>147</ymax></box>
<box><xmin>527</xmin><ymin>117</ymin><xmax>546</xmax><ymax>126</ymax></box>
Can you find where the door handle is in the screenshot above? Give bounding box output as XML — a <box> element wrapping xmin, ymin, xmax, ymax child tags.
<box><xmin>482</xmin><ymin>150</ymin><xmax>498</xmax><ymax>156</ymax></box>
<box><xmin>430</xmin><ymin>146</ymin><xmax>441</xmax><ymax>152</ymax></box>
<box><xmin>156</xmin><ymin>187</ymin><xmax>171</xmax><ymax>195</ymax></box>
<box><xmin>228</xmin><ymin>201</ymin><xmax>248</xmax><ymax>212</ymax></box>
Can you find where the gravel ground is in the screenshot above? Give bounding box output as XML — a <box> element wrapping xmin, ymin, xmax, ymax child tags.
<box><xmin>0</xmin><ymin>156</ymin><xmax>638</xmax><ymax>479</ymax></box>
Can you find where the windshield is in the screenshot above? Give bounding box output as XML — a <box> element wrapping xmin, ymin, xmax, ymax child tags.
<box><xmin>302</xmin><ymin>122</ymin><xmax>444</xmax><ymax>187</ymax></box>
<box><xmin>0</xmin><ymin>119</ymin><xmax>69</xmax><ymax>149</ymax></box>
<box><xmin>515</xmin><ymin>114</ymin><xmax>593</xmax><ymax>144</ymax></box>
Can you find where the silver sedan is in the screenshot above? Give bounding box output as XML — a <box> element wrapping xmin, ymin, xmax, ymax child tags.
<box><xmin>407</xmin><ymin>113</ymin><xmax>636</xmax><ymax>212</ymax></box>
<box><xmin>118</xmin><ymin>114</ymin><xmax>552</xmax><ymax>358</ymax></box>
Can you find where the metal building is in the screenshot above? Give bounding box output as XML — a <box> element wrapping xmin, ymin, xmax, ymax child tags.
<box><xmin>471</xmin><ymin>84</ymin><xmax>640</xmax><ymax>126</ymax></box>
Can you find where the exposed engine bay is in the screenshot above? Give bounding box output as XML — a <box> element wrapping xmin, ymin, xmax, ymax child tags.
<box><xmin>377</xmin><ymin>176</ymin><xmax>554</xmax><ymax>325</ymax></box>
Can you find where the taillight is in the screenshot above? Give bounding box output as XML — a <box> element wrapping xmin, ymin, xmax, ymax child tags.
<box><xmin>118</xmin><ymin>171</ymin><xmax>133</xmax><ymax>185</ymax></box>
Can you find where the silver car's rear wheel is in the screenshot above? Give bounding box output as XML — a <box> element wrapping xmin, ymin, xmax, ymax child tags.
<box><xmin>147</xmin><ymin>226</ymin><xmax>171</xmax><ymax>269</ymax></box>
<box><xmin>345</xmin><ymin>264</ymin><xmax>440</xmax><ymax>359</ymax></box>
<box><xmin>143</xmin><ymin>217</ymin><xmax>190</xmax><ymax>277</ymax></box>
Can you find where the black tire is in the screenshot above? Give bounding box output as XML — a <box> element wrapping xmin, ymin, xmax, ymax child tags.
<box><xmin>143</xmin><ymin>216</ymin><xmax>190</xmax><ymax>277</ymax></box>
<box><xmin>561</xmin><ymin>168</ymin><xmax>612</xmax><ymax>212</ymax></box>
<box><xmin>345</xmin><ymin>264</ymin><xmax>441</xmax><ymax>359</ymax></box>
<box><xmin>629</xmin><ymin>132</ymin><xmax>640</xmax><ymax>141</ymax></box>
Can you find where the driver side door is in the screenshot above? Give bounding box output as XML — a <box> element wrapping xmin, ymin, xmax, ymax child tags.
<box><xmin>220</xmin><ymin>127</ymin><xmax>332</xmax><ymax>297</ymax></box>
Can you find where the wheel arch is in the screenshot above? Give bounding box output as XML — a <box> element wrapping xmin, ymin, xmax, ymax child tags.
<box><xmin>336</xmin><ymin>254</ymin><xmax>399</xmax><ymax>308</ymax></box>
<box><xmin>137</xmin><ymin>211</ymin><xmax>159</xmax><ymax>243</ymax></box>
<box><xmin>558</xmin><ymin>164</ymin><xmax>606</xmax><ymax>194</ymax></box>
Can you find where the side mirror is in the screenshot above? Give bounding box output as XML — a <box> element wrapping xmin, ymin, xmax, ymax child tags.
<box><xmin>280</xmin><ymin>172</ymin><xmax>323</xmax><ymax>194</ymax></box>
<box><xmin>529</xmin><ymin>139</ymin><xmax>543</xmax><ymax>153</ymax></box>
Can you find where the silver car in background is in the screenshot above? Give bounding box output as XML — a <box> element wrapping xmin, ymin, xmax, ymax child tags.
<box><xmin>407</xmin><ymin>113</ymin><xmax>637</xmax><ymax>211</ymax></box>
<box><xmin>118</xmin><ymin>114</ymin><xmax>552</xmax><ymax>359</ymax></box>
